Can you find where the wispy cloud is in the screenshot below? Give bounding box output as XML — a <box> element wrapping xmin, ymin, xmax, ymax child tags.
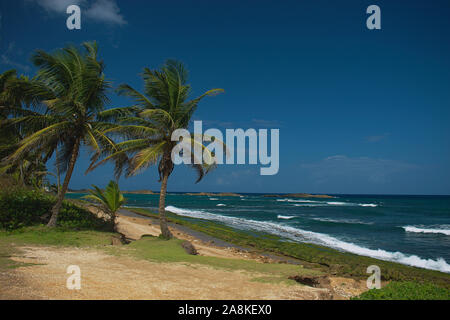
<box><xmin>30</xmin><ymin>0</ymin><xmax>84</xmax><ymax>12</ymax></box>
<box><xmin>366</xmin><ymin>133</ymin><xmax>390</xmax><ymax>143</ymax></box>
<box><xmin>301</xmin><ymin>155</ymin><xmax>417</xmax><ymax>185</ymax></box>
<box><xmin>196</xmin><ymin>118</ymin><xmax>283</xmax><ymax>129</ymax></box>
<box><xmin>25</xmin><ymin>0</ymin><xmax>126</xmax><ymax>26</ymax></box>
<box><xmin>251</xmin><ymin>118</ymin><xmax>283</xmax><ymax>128</ymax></box>
<box><xmin>1</xmin><ymin>42</ymin><xmax>30</xmax><ymax>72</ymax></box>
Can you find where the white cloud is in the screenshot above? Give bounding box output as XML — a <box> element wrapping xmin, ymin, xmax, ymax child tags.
<box><xmin>85</xmin><ymin>0</ymin><xmax>127</xmax><ymax>26</ymax></box>
<box><xmin>25</xmin><ymin>0</ymin><xmax>126</xmax><ymax>26</ymax></box>
<box><xmin>27</xmin><ymin>0</ymin><xmax>85</xmax><ymax>13</ymax></box>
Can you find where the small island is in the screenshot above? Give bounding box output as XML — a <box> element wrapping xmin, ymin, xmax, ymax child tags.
<box><xmin>184</xmin><ymin>192</ymin><xmax>242</xmax><ymax>197</ymax></box>
<box><xmin>263</xmin><ymin>193</ymin><xmax>334</xmax><ymax>199</ymax></box>
<box><xmin>123</xmin><ymin>190</ymin><xmax>158</xmax><ymax>195</ymax></box>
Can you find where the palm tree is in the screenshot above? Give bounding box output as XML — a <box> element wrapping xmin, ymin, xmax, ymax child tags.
<box><xmin>2</xmin><ymin>42</ymin><xmax>115</xmax><ymax>227</ymax></box>
<box><xmin>89</xmin><ymin>60</ymin><xmax>223</xmax><ymax>239</ymax></box>
<box><xmin>0</xmin><ymin>70</ymin><xmax>22</xmax><ymax>161</ymax></box>
<box><xmin>83</xmin><ymin>180</ymin><xmax>125</xmax><ymax>229</ymax></box>
<box><xmin>0</xmin><ymin>70</ymin><xmax>49</xmax><ymax>186</ymax></box>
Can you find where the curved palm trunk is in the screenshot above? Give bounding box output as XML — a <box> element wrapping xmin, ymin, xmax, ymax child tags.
<box><xmin>47</xmin><ymin>140</ymin><xmax>80</xmax><ymax>227</ymax></box>
<box><xmin>158</xmin><ymin>171</ymin><xmax>173</xmax><ymax>239</ymax></box>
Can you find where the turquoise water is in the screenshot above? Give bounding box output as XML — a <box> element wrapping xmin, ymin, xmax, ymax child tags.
<box><xmin>67</xmin><ymin>193</ymin><xmax>450</xmax><ymax>273</ymax></box>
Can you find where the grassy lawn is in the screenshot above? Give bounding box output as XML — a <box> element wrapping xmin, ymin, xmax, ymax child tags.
<box><xmin>0</xmin><ymin>226</ymin><xmax>115</xmax><ymax>247</ymax></box>
<box><xmin>0</xmin><ymin>226</ymin><xmax>115</xmax><ymax>273</ymax></box>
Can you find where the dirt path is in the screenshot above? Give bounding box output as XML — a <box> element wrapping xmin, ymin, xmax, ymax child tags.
<box><xmin>0</xmin><ymin>209</ymin><xmax>367</xmax><ymax>300</ymax></box>
<box><xmin>2</xmin><ymin>246</ymin><xmax>332</xmax><ymax>300</ymax></box>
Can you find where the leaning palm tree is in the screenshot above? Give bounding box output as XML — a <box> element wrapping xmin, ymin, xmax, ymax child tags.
<box><xmin>89</xmin><ymin>60</ymin><xmax>223</xmax><ymax>239</ymax></box>
<box><xmin>83</xmin><ymin>180</ymin><xmax>125</xmax><ymax>230</ymax></box>
<box><xmin>2</xmin><ymin>42</ymin><xmax>115</xmax><ymax>227</ymax></box>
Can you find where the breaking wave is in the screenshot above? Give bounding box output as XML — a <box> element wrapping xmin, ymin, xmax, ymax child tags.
<box><xmin>403</xmin><ymin>226</ymin><xmax>450</xmax><ymax>236</ymax></box>
<box><xmin>165</xmin><ymin>206</ymin><xmax>450</xmax><ymax>273</ymax></box>
<box><xmin>276</xmin><ymin>199</ymin><xmax>378</xmax><ymax>207</ymax></box>
<box><xmin>312</xmin><ymin>217</ymin><xmax>373</xmax><ymax>225</ymax></box>
<box><xmin>277</xmin><ymin>215</ymin><xmax>295</xmax><ymax>220</ymax></box>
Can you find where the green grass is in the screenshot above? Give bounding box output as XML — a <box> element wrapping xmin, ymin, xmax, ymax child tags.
<box><xmin>0</xmin><ymin>226</ymin><xmax>115</xmax><ymax>273</ymax></box>
<box><xmin>0</xmin><ymin>226</ymin><xmax>115</xmax><ymax>247</ymax></box>
<box><xmin>129</xmin><ymin>207</ymin><xmax>450</xmax><ymax>289</ymax></box>
<box><xmin>353</xmin><ymin>281</ymin><xmax>450</xmax><ymax>300</ymax></box>
<box><xmin>108</xmin><ymin>235</ymin><xmax>321</xmax><ymax>283</ymax></box>
<box><xmin>0</xmin><ymin>241</ymin><xmax>32</xmax><ymax>270</ymax></box>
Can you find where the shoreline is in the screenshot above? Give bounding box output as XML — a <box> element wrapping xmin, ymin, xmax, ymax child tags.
<box><xmin>125</xmin><ymin>206</ymin><xmax>450</xmax><ymax>288</ymax></box>
<box><xmin>127</xmin><ymin>205</ymin><xmax>450</xmax><ymax>275</ymax></box>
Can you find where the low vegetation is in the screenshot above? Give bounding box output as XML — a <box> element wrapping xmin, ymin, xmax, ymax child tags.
<box><xmin>0</xmin><ymin>186</ymin><xmax>112</xmax><ymax>231</ymax></box>
<box><xmin>82</xmin><ymin>180</ymin><xmax>125</xmax><ymax>230</ymax></box>
<box><xmin>353</xmin><ymin>281</ymin><xmax>450</xmax><ymax>300</ymax></box>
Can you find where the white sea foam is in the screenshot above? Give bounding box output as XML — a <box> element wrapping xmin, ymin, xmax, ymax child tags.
<box><xmin>277</xmin><ymin>215</ymin><xmax>295</xmax><ymax>220</ymax></box>
<box><xmin>165</xmin><ymin>205</ymin><xmax>450</xmax><ymax>273</ymax></box>
<box><xmin>216</xmin><ymin>204</ymin><xmax>226</xmax><ymax>207</ymax></box>
<box><xmin>312</xmin><ymin>218</ymin><xmax>373</xmax><ymax>225</ymax></box>
<box><xmin>209</xmin><ymin>198</ymin><xmax>219</xmax><ymax>200</ymax></box>
<box><xmin>286</xmin><ymin>200</ymin><xmax>378</xmax><ymax>207</ymax></box>
<box><xmin>359</xmin><ymin>203</ymin><xmax>378</xmax><ymax>207</ymax></box>
<box><xmin>403</xmin><ymin>226</ymin><xmax>450</xmax><ymax>236</ymax></box>
<box><xmin>277</xmin><ymin>199</ymin><xmax>321</xmax><ymax>203</ymax></box>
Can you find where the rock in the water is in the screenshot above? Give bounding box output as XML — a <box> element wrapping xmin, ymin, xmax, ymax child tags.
<box><xmin>181</xmin><ymin>240</ymin><xmax>198</xmax><ymax>255</ymax></box>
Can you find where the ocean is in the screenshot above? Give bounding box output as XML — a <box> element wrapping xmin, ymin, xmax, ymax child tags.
<box><xmin>67</xmin><ymin>193</ymin><xmax>450</xmax><ymax>273</ymax></box>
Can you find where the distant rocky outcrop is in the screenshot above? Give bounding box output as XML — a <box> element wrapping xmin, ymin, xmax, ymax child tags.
<box><xmin>124</xmin><ymin>190</ymin><xmax>158</xmax><ymax>195</ymax></box>
<box><xmin>184</xmin><ymin>192</ymin><xmax>242</xmax><ymax>197</ymax></box>
<box><xmin>263</xmin><ymin>193</ymin><xmax>333</xmax><ymax>199</ymax></box>
<box><xmin>67</xmin><ymin>189</ymin><xmax>90</xmax><ymax>193</ymax></box>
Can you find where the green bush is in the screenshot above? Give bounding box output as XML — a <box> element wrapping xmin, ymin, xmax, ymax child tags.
<box><xmin>353</xmin><ymin>281</ymin><xmax>450</xmax><ymax>300</ymax></box>
<box><xmin>0</xmin><ymin>187</ymin><xmax>111</xmax><ymax>231</ymax></box>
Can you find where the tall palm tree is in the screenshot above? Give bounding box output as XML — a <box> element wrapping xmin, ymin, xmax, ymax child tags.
<box><xmin>83</xmin><ymin>180</ymin><xmax>125</xmax><ymax>230</ymax></box>
<box><xmin>89</xmin><ymin>60</ymin><xmax>223</xmax><ymax>239</ymax></box>
<box><xmin>2</xmin><ymin>42</ymin><xmax>115</xmax><ymax>227</ymax></box>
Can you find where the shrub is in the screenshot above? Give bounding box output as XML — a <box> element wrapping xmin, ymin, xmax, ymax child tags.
<box><xmin>353</xmin><ymin>281</ymin><xmax>450</xmax><ymax>300</ymax></box>
<box><xmin>0</xmin><ymin>187</ymin><xmax>111</xmax><ymax>231</ymax></box>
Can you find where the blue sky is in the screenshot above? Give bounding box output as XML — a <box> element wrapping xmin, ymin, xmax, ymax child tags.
<box><xmin>1</xmin><ymin>0</ymin><xmax>450</xmax><ymax>194</ymax></box>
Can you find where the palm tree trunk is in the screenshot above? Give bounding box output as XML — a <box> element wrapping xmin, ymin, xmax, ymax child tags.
<box><xmin>158</xmin><ymin>170</ymin><xmax>173</xmax><ymax>239</ymax></box>
<box><xmin>47</xmin><ymin>140</ymin><xmax>80</xmax><ymax>227</ymax></box>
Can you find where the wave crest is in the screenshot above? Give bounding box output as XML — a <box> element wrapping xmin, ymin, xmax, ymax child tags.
<box><xmin>165</xmin><ymin>205</ymin><xmax>450</xmax><ymax>273</ymax></box>
<box><xmin>403</xmin><ymin>226</ymin><xmax>450</xmax><ymax>236</ymax></box>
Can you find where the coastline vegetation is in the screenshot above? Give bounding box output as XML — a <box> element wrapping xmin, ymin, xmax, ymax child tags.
<box><xmin>82</xmin><ymin>180</ymin><xmax>125</xmax><ymax>230</ymax></box>
<box><xmin>129</xmin><ymin>207</ymin><xmax>450</xmax><ymax>290</ymax></box>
